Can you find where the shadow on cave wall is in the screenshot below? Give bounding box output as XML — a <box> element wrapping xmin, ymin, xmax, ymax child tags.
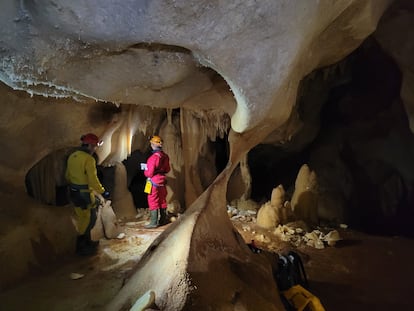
<box><xmin>123</xmin><ymin>149</ymin><xmax>151</xmax><ymax>209</ymax></box>
<box><xmin>248</xmin><ymin>36</ymin><xmax>414</xmax><ymax>237</ymax></box>
<box><xmin>25</xmin><ymin>147</ymin><xmax>117</xmax><ymax>206</ymax></box>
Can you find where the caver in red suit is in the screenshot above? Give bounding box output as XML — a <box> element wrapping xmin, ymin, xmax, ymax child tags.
<box><xmin>144</xmin><ymin>135</ymin><xmax>171</xmax><ymax>228</ymax></box>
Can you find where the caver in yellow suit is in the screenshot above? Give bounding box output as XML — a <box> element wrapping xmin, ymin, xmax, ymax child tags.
<box><xmin>65</xmin><ymin>133</ymin><xmax>110</xmax><ymax>256</ymax></box>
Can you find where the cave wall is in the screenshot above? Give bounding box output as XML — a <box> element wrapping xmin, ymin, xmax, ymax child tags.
<box><xmin>3</xmin><ymin>0</ymin><xmax>412</xmax><ymax>309</ymax></box>
<box><xmin>375</xmin><ymin>0</ymin><xmax>414</xmax><ymax>132</ymax></box>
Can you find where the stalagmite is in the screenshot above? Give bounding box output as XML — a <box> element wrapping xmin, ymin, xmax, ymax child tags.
<box><xmin>270</xmin><ymin>184</ymin><xmax>286</xmax><ymax>207</ymax></box>
<box><xmin>257</xmin><ymin>201</ymin><xmax>281</xmax><ymax>229</ymax></box>
<box><xmin>256</xmin><ymin>184</ymin><xmax>294</xmax><ymax>229</ymax></box>
<box><xmin>291</xmin><ymin>164</ymin><xmax>319</xmax><ymax>225</ymax></box>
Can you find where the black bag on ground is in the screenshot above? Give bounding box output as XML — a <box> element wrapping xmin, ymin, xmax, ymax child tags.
<box><xmin>275</xmin><ymin>251</ymin><xmax>309</xmax><ymax>291</ymax></box>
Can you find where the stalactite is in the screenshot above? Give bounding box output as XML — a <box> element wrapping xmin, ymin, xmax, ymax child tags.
<box><xmin>192</xmin><ymin>109</ymin><xmax>230</xmax><ymax>142</ymax></box>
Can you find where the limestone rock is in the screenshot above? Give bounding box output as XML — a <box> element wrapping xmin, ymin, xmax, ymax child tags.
<box><xmin>270</xmin><ymin>184</ymin><xmax>285</xmax><ymax>207</ymax></box>
<box><xmin>323</xmin><ymin>230</ymin><xmax>341</xmax><ymax>246</ymax></box>
<box><xmin>257</xmin><ymin>184</ymin><xmax>295</xmax><ymax>228</ymax></box>
<box><xmin>291</xmin><ymin>164</ymin><xmax>319</xmax><ymax>225</ymax></box>
<box><xmin>111</xmin><ymin>162</ymin><xmax>137</xmax><ymax>219</ymax></box>
<box><xmin>257</xmin><ymin>201</ymin><xmax>280</xmax><ymax>229</ymax></box>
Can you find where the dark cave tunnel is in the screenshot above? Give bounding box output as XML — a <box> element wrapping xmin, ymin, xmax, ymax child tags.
<box><xmin>249</xmin><ymin>36</ymin><xmax>414</xmax><ymax>237</ymax></box>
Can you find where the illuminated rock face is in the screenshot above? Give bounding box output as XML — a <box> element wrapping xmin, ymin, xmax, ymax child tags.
<box><xmin>2</xmin><ymin>0</ymin><xmax>412</xmax><ymax>309</ymax></box>
<box><xmin>0</xmin><ymin>0</ymin><xmax>391</xmax><ymax>132</ymax></box>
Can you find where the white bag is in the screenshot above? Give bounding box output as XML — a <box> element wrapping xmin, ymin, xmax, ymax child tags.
<box><xmin>101</xmin><ymin>200</ymin><xmax>121</xmax><ymax>238</ymax></box>
<box><xmin>90</xmin><ymin>199</ymin><xmax>121</xmax><ymax>240</ymax></box>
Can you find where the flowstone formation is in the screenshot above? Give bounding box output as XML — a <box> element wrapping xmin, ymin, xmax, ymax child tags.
<box><xmin>0</xmin><ymin>0</ymin><xmax>399</xmax><ymax>310</ymax></box>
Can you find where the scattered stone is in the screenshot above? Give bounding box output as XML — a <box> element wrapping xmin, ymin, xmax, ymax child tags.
<box><xmin>241</xmin><ymin>224</ymin><xmax>251</xmax><ymax>232</ymax></box>
<box><xmin>70</xmin><ymin>273</ymin><xmax>84</xmax><ymax>280</ymax></box>
<box><xmin>255</xmin><ymin>234</ymin><xmax>270</xmax><ymax>243</ymax></box>
<box><xmin>323</xmin><ymin>230</ymin><xmax>341</xmax><ymax>246</ymax></box>
<box><xmin>117</xmin><ymin>232</ymin><xmax>126</xmax><ymax>239</ymax></box>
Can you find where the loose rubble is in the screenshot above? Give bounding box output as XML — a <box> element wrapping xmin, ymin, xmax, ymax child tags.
<box><xmin>227</xmin><ymin>204</ymin><xmax>343</xmax><ymax>249</ymax></box>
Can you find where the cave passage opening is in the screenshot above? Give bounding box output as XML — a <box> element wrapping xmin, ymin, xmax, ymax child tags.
<box><xmin>248</xmin><ymin>36</ymin><xmax>414</xmax><ymax>237</ymax></box>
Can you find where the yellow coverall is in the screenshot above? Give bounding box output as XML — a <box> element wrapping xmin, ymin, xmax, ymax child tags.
<box><xmin>65</xmin><ymin>149</ymin><xmax>105</xmax><ymax>234</ymax></box>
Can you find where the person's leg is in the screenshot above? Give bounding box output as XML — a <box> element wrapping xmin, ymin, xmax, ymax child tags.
<box><xmin>160</xmin><ymin>186</ymin><xmax>168</xmax><ymax>209</ymax></box>
<box><xmin>84</xmin><ymin>206</ymin><xmax>98</xmax><ymax>247</ymax></box>
<box><xmin>145</xmin><ymin>209</ymin><xmax>159</xmax><ymax>228</ymax></box>
<box><xmin>159</xmin><ymin>208</ymin><xmax>168</xmax><ymax>226</ymax></box>
<box><xmin>74</xmin><ymin>206</ymin><xmax>97</xmax><ymax>255</ymax></box>
<box><xmin>74</xmin><ymin>197</ymin><xmax>99</xmax><ymax>255</ymax></box>
<box><xmin>158</xmin><ymin>186</ymin><xmax>168</xmax><ymax>225</ymax></box>
<box><xmin>145</xmin><ymin>187</ymin><xmax>160</xmax><ymax>228</ymax></box>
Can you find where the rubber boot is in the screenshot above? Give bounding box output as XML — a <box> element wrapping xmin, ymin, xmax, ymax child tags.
<box><xmin>159</xmin><ymin>208</ymin><xmax>168</xmax><ymax>226</ymax></box>
<box><xmin>76</xmin><ymin>235</ymin><xmax>97</xmax><ymax>256</ymax></box>
<box><xmin>75</xmin><ymin>235</ymin><xmax>85</xmax><ymax>255</ymax></box>
<box><xmin>145</xmin><ymin>209</ymin><xmax>159</xmax><ymax>228</ymax></box>
<box><xmin>85</xmin><ymin>229</ymin><xmax>99</xmax><ymax>248</ymax></box>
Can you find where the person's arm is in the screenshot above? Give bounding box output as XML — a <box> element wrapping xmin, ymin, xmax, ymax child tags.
<box><xmin>85</xmin><ymin>156</ymin><xmax>105</xmax><ymax>194</ymax></box>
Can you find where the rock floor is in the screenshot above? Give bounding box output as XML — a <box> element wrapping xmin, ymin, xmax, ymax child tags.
<box><xmin>1</xmin><ymin>218</ymin><xmax>414</xmax><ymax>311</ymax></box>
<box><xmin>233</xmin><ymin>221</ymin><xmax>414</xmax><ymax>311</ymax></box>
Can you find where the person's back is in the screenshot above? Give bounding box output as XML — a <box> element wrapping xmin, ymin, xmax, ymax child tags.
<box><xmin>66</xmin><ymin>147</ymin><xmax>104</xmax><ymax>193</ymax></box>
<box><xmin>144</xmin><ymin>149</ymin><xmax>170</xmax><ymax>186</ymax></box>
<box><xmin>65</xmin><ymin>133</ymin><xmax>109</xmax><ymax>256</ymax></box>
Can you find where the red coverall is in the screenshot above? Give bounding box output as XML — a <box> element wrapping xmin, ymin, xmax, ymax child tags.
<box><xmin>144</xmin><ymin>149</ymin><xmax>170</xmax><ymax>210</ymax></box>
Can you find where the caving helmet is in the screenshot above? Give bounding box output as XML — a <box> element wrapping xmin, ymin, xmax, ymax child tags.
<box><xmin>81</xmin><ymin>133</ymin><xmax>103</xmax><ymax>146</ymax></box>
<box><xmin>150</xmin><ymin>135</ymin><xmax>162</xmax><ymax>146</ymax></box>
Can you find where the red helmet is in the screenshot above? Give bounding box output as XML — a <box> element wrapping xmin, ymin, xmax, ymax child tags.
<box><xmin>81</xmin><ymin>133</ymin><xmax>103</xmax><ymax>146</ymax></box>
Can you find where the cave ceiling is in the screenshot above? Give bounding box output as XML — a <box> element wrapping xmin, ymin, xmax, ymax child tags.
<box><xmin>0</xmin><ymin>0</ymin><xmax>392</xmax><ymax>137</ymax></box>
